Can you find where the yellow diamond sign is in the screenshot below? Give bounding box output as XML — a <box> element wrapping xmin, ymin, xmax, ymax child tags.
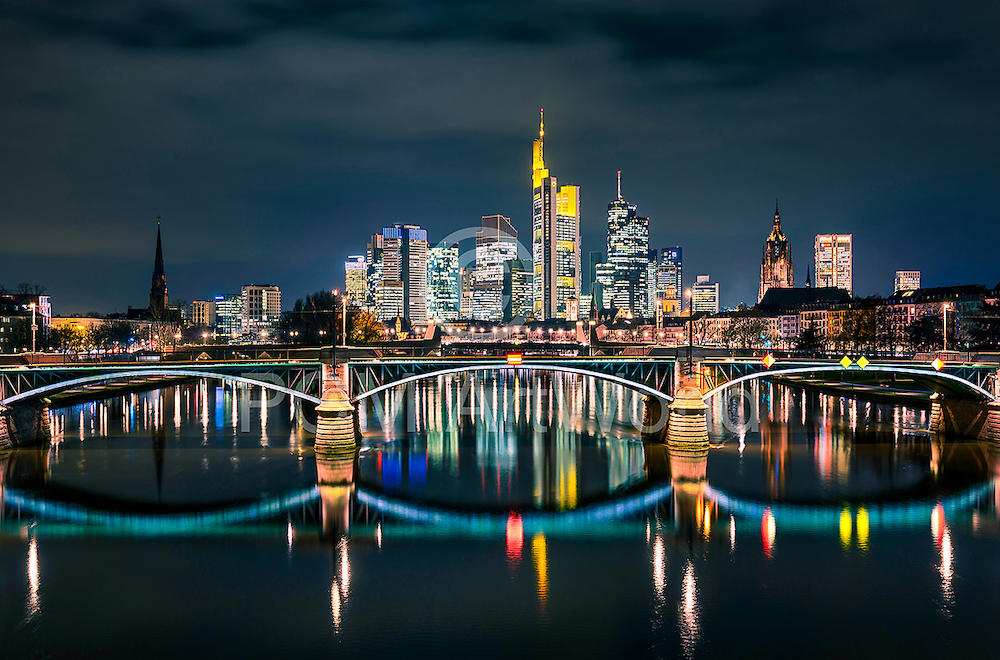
<box><xmin>856</xmin><ymin>356</ymin><xmax>869</xmax><ymax>369</ymax></box>
<box><xmin>932</xmin><ymin>357</ymin><xmax>944</xmax><ymax>371</ymax></box>
<box><xmin>762</xmin><ymin>353</ymin><xmax>776</xmax><ymax>368</ymax></box>
<box><xmin>840</xmin><ymin>356</ymin><xmax>853</xmax><ymax>368</ymax></box>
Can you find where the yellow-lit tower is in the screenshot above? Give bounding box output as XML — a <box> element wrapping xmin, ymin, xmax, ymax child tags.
<box><xmin>531</xmin><ymin>109</ymin><xmax>580</xmax><ymax>320</ymax></box>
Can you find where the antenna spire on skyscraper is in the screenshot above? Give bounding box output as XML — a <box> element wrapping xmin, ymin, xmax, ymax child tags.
<box><xmin>539</xmin><ymin>107</ymin><xmax>544</xmax><ymax>140</ymax></box>
<box><xmin>617</xmin><ymin>170</ymin><xmax>622</xmax><ymax>200</ymax></box>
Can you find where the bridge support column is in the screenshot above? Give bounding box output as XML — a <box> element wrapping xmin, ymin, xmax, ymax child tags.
<box><xmin>980</xmin><ymin>402</ymin><xmax>1000</xmax><ymax>443</ymax></box>
<box><xmin>666</xmin><ymin>381</ymin><xmax>709</xmax><ymax>450</ymax></box>
<box><xmin>314</xmin><ymin>385</ymin><xmax>359</xmax><ymax>455</ymax></box>
<box><xmin>929</xmin><ymin>394</ymin><xmax>994</xmax><ymax>439</ymax></box>
<box><xmin>0</xmin><ymin>400</ymin><xmax>51</xmax><ymax>449</ymax></box>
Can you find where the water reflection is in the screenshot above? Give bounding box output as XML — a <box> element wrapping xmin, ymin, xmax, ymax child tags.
<box><xmin>3</xmin><ymin>377</ymin><xmax>1000</xmax><ymax>657</ymax></box>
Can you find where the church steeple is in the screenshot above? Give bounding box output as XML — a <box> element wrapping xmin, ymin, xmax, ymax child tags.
<box><xmin>149</xmin><ymin>218</ymin><xmax>168</xmax><ymax>319</ymax></box>
<box><xmin>805</xmin><ymin>265</ymin><xmax>812</xmax><ymax>288</ymax></box>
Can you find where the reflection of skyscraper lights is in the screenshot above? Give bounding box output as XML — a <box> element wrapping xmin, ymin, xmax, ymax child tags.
<box><xmin>931</xmin><ymin>504</ymin><xmax>954</xmax><ymax>615</ymax></box>
<box><xmin>678</xmin><ymin>560</ymin><xmax>700</xmax><ymax>658</ymax></box>
<box><xmin>27</xmin><ymin>534</ymin><xmax>40</xmax><ymax>619</ymax></box>
<box><xmin>375</xmin><ymin>522</ymin><xmax>383</xmax><ymax>549</ymax></box>
<box><xmin>652</xmin><ymin>535</ymin><xmax>666</xmax><ymax>601</ymax></box>
<box><xmin>729</xmin><ymin>515</ymin><xmax>736</xmax><ymax>553</ymax></box>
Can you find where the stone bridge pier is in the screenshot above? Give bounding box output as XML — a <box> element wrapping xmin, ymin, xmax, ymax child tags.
<box><xmin>929</xmin><ymin>395</ymin><xmax>1000</xmax><ymax>442</ymax></box>
<box><xmin>0</xmin><ymin>400</ymin><xmax>52</xmax><ymax>449</ymax></box>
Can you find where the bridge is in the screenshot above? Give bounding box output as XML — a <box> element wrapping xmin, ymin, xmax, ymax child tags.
<box><xmin>0</xmin><ymin>361</ymin><xmax>325</xmax><ymax>407</ymax></box>
<box><xmin>346</xmin><ymin>357</ymin><xmax>679</xmax><ymax>403</ymax></box>
<box><xmin>1</xmin><ymin>354</ymin><xmax>998</xmax><ymax>449</ymax></box>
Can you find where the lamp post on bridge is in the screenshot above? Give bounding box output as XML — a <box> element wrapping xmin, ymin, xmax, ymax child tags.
<box><xmin>685</xmin><ymin>289</ymin><xmax>693</xmax><ymax>377</ymax></box>
<box><xmin>943</xmin><ymin>303</ymin><xmax>952</xmax><ymax>352</ymax></box>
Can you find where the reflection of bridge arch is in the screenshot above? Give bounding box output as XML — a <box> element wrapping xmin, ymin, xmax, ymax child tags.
<box><xmin>0</xmin><ymin>368</ymin><xmax>322</xmax><ymax>407</ymax></box>
<box><xmin>704</xmin><ymin>481</ymin><xmax>994</xmax><ymax>531</ymax></box>
<box><xmin>350</xmin><ymin>363</ymin><xmax>674</xmax><ymax>404</ymax></box>
<box><xmin>701</xmin><ymin>365</ymin><xmax>996</xmax><ymax>403</ymax></box>
<box><xmin>354</xmin><ymin>484</ymin><xmax>674</xmax><ymax>534</ymax></box>
<box><xmin>1</xmin><ymin>486</ymin><xmax>320</xmax><ymax>533</ymax></box>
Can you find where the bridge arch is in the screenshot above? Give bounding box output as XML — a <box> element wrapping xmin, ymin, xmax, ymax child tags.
<box><xmin>350</xmin><ymin>362</ymin><xmax>674</xmax><ymax>404</ymax></box>
<box><xmin>701</xmin><ymin>365</ymin><xmax>996</xmax><ymax>403</ymax></box>
<box><xmin>0</xmin><ymin>368</ymin><xmax>323</xmax><ymax>407</ymax></box>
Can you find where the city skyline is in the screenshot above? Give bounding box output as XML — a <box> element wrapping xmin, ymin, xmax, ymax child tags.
<box><xmin>1</xmin><ymin>1</ymin><xmax>998</xmax><ymax>313</ymax></box>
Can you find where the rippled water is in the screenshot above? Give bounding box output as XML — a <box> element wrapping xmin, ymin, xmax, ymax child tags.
<box><xmin>2</xmin><ymin>374</ymin><xmax>998</xmax><ymax>658</ymax></box>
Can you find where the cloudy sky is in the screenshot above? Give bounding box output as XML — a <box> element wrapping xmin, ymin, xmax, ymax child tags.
<box><xmin>0</xmin><ymin>0</ymin><xmax>997</xmax><ymax>313</ymax></box>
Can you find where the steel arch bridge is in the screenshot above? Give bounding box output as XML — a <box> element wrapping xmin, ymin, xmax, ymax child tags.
<box><xmin>698</xmin><ymin>359</ymin><xmax>999</xmax><ymax>403</ymax></box>
<box><xmin>0</xmin><ymin>362</ymin><xmax>325</xmax><ymax>407</ymax></box>
<box><xmin>346</xmin><ymin>357</ymin><xmax>677</xmax><ymax>403</ymax></box>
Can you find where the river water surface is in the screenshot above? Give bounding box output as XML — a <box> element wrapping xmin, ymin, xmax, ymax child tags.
<box><xmin>2</xmin><ymin>373</ymin><xmax>997</xmax><ymax>658</ymax></box>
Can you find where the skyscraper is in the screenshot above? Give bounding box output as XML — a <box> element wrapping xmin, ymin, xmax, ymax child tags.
<box><xmin>531</xmin><ymin>109</ymin><xmax>581</xmax><ymax>320</ymax></box>
<box><xmin>503</xmin><ymin>259</ymin><xmax>532</xmax><ymax>321</ymax></box>
<box><xmin>606</xmin><ymin>170</ymin><xmax>650</xmax><ymax>315</ymax></box>
<box><xmin>344</xmin><ymin>255</ymin><xmax>367</xmax><ymax>303</ymax></box>
<box><xmin>895</xmin><ymin>270</ymin><xmax>921</xmax><ymax>292</ymax></box>
<box><xmin>657</xmin><ymin>247</ymin><xmax>683</xmax><ymax>316</ymax></box>
<box><xmin>759</xmin><ymin>200</ymin><xmax>794</xmax><ymax>302</ymax></box>
<box><xmin>427</xmin><ymin>243</ymin><xmax>460</xmax><ymax>321</ymax></box>
<box><xmin>474</xmin><ymin>214</ymin><xmax>519</xmax><ymax>321</ymax></box>
<box><xmin>240</xmin><ymin>284</ymin><xmax>281</xmax><ymax>338</ymax></box>
<box><xmin>381</xmin><ymin>224</ymin><xmax>428</xmax><ymax>324</ymax></box>
<box><xmin>190</xmin><ymin>300</ymin><xmax>216</xmax><ymax>327</ymax></box>
<box><xmin>646</xmin><ymin>249</ymin><xmax>658</xmax><ymax>318</ymax></box>
<box><xmin>149</xmin><ymin>222</ymin><xmax>168</xmax><ymax>320</ymax></box>
<box><xmin>692</xmin><ymin>274</ymin><xmax>720</xmax><ymax>314</ymax></box>
<box><xmin>365</xmin><ymin>233</ymin><xmax>384</xmax><ymax>311</ymax></box>
<box><xmin>586</xmin><ymin>250</ymin><xmax>604</xmax><ymax>295</ymax></box>
<box><xmin>593</xmin><ymin>262</ymin><xmax>615</xmax><ymax>311</ymax></box>
<box><xmin>814</xmin><ymin>233</ymin><xmax>853</xmax><ymax>295</ymax></box>
<box><xmin>459</xmin><ymin>267</ymin><xmax>475</xmax><ymax>319</ymax></box>
<box><xmin>214</xmin><ymin>294</ymin><xmax>241</xmax><ymax>339</ymax></box>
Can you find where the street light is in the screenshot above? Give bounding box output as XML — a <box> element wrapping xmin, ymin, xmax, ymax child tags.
<box><xmin>28</xmin><ymin>302</ymin><xmax>37</xmax><ymax>355</ymax></box>
<box><xmin>943</xmin><ymin>303</ymin><xmax>952</xmax><ymax>352</ymax></box>
<box><xmin>342</xmin><ymin>295</ymin><xmax>349</xmax><ymax>347</ymax></box>
<box><xmin>685</xmin><ymin>288</ymin><xmax>693</xmax><ymax>376</ymax></box>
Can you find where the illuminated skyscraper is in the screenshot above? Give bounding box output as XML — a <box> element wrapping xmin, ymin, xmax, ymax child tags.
<box><xmin>365</xmin><ymin>232</ymin><xmax>384</xmax><ymax>310</ymax></box>
<box><xmin>474</xmin><ymin>214</ymin><xmax>519</xmax><ymax>321</ymax></box>
<box><xmin>240</xmin><ymin>284</ymin><xmax>281</xmax><ymax>338</ymax></box>
<box><xmin>214</xmin><ymin>294</ymin><xmax>241</xmax><ymax>339</ymax></box>
<box><xmin>531</xmin><ymin>109</ymin><xmax>580</xmax><ymax>320</ymax></box>
<box><xmin>344</xmin><ymin>255</ymin><xmax>367</xmax><ymax>303</ymax></box>
<box><xmin>593</xmin><ymin>262</ymin><xmax>615</xmax><ymax>311</ymax></box>
<box><xmin>895</xmin><ymin>270</ymin><xmax>921</xmax><ymax>292</ymax></box>
<box><xmin>503</xmin><ymin>259</ymin><xmax>532</xmax><ymax>321</ymax></box>
<box><xmin>814</xmin><ymin>233</ymin><xmax>853</xmax><ymax>295</ymax></box>
<box><xmin>759</xmin><ymin>200</ymin><xmax>794</xmax><ymax>302</ymax></box>
<box><xmin>606</xmin><ymin>170</ymin><xmax>649</xmax><ymax>315</ymax></box>
<box><xmin>692</xmin><ymin>274</ymin><xmax>719</xmax><ymax>314</ymax></box>
<box><xmin>657</xmin><ymin>247</ymin><xmax>683</xmax><ymax>316</ymax></box>
<box><xmin>427</xmin><ymin>243</ymin><xmax>460</xmax><ymax>321</ymax></box>
<box><xmin>646</xmin><ymin>249</ymin><xmax>658</xmax><ymax>318</ymax></box>
<box><xmin>381</xmin><ymin>224</ymin><xmax>428</xmax><ymax>324</ymax></box>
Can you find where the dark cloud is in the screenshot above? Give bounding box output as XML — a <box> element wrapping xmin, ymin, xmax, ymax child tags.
<box><xmin>0</xmin><ymin>0</ymin><xmax>998</xmax><ymax>312</ymax></box>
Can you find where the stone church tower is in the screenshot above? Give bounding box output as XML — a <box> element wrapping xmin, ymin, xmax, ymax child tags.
<box><xmin>758</xmin><ymin>200</ymin><xmax>794</xmax><ymax>302</ymax></box>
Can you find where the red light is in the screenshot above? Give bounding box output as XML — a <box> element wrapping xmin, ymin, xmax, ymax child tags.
<box><xmin>506</xmin><ymin>513</ymin><xmax>523</xmax><ymax>561</ymax></box>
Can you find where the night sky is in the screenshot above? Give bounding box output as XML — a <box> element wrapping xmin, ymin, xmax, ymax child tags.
<box><xmin>1</xmin><ymin>0</ymin><xmax>997</xmax><ymax>314</ymax></box>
